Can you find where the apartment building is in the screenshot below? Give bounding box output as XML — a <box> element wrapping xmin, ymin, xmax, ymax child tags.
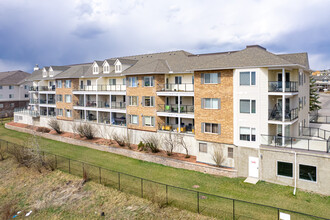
<box><xmin>0</xmin><ymin>70</ymin><xmax>31</xmax><ymax>117</ymax></box>
<box><xmin>15</xmin><ymin>45</ymin><xmax>330</xmax><ymax>195</ymax></box>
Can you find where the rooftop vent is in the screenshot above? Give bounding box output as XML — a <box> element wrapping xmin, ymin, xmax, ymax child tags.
<box><xmin>246</xmin><ymin>45</ymin><xmax>266</xmax><ymax>50</ymax></box>
<box><xmin>33</xmin><ymin>64</ymin><xmax>39</xmax><ymax>71</ymax></box>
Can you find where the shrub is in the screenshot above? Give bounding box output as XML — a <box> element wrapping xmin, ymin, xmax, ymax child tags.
<box><xmin>212</xmin><ymin>143</ymin><xmax>225</xmax><ymax>167</ymax></box>
<box><xmin>163</xmin><ymin>132</ymin><xmax>177</xmax><ymax>156</ymax></box>
<box><xmin>48</xmin><ymin>118</ymin><xmax>62</xmax><ymax>134</ymax></box>
<box><xmin>113</xmin><ymin>131</ymin><xmax>126</xmax><ymax>147</ymax></box>
<box><xmin>142</xmin><ymin>134</ymin><xmax>160</xmax><ymax>153</ymax></box>
<box><xmin>178</xmin><ymin>134</ymin><xmax>190</xmax><ymax>158</ymax></box>
<box><xmin>36</xmin><ymin>127</ymin><xmax>51</xmax><ymax>133</ymax></box>
<box><xmin>137</xmin><ymin>141</ymin><xmax>146</xmax><ymax>151</ymax></box>
<box><xmin>0</xmin><ymin>145</ymin><xmax>5</xmax><ymax>161</ymax></box>
<box><xmin>76</xmin><ymin>123</ymin><xmax>95</xmax><ymax>139</ymax></box>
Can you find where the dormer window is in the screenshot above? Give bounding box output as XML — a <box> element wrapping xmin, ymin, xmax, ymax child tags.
<box><xmin>93</xmin><ymin>65</ymin><xmax>99</xmax><ymax>74</ymax></box>
<box><xmin>103</xmin><ymin>64</ymin><xmax>110</xmax><ymax>73</ymax></box>
<box><xmin>42</xmin><ymin>69</ymin><xmax>47</xmax><ymax>77</ymax></box>
<box><xmin>115</xmin><ymin>64</ymin><xmax>122</xmax><ymax>73</ymax></box>
<box><xmin>49</xmin><ymin>67</ymin><xmax>54</xmax><ymax>77</ymax></box>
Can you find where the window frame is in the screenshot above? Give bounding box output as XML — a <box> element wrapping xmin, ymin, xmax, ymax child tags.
<box><xmin>128</xmin><ymin>77</ymin><xmax>137</xmax><ymax>87</ymax></box>
<box><xmin>240</xmin><ymin>99</ymin><xmax>256</xmax><ymax>114</ymax></box>
<box><xmin>129</xmin><ymin>115</ymin><xmax>138</xmax><ymax>125</ymax></box>
<box><xmin>239</xmin><ymin>127</ymin><xmax>256</xmax><ymax>142</ymax></box>
<box><xmin>143</xmin><ymin>76</ymin><xmax>154</xmax><ymax>87</ymax></box>
<box><xmin>129</xmin><ymin>96</ymin><xmax>138</xmax><ymax>106</ymax></box>
<box><xmin>228</xmin><ymin>147</ymin><xmax>234</xmax><ymax>159</ymax></box>
<box><xmin>65</xmin><ymin>109</ymin><xmax>72</xmax><ymax>118</ymax></box>
<box><xmin>65</xmin><ymin>80</ymin><xmax>71</xmax><ymax>88</ymax></box>
<box><xmin>143</xmin><ymin>116</ymin><xmax>155</xmax><ymax>127</ymax></box>
<box><xmin>239</xmin><ymin>71</ymin><xmax>256</xmax><ymax>86</ymax></box>
<box><xmin>202</xmin><ymin>123</ymin><xmax>221</xmax><ymax>134</ymax></box>
<box><xmin>199</xmin><ymin>143</ymin><xmax>207</xmax><ymax>153</ymax></box>
<box><xmin>143</xmin><ymin>96</ymin><xmax>154</xmax><ymax>107</ymax></box>
<box><xmin>9</xmin><ymin>85</ymin><xmax>14</xmax><ymax>90</ymax></box>
<box><xmin>204</xmin><ymin>73</ymin><xmax>219</xmax><ymax>84</ymax></box>
<box><xmin>65</xmin><ymin>95</ymin><xmax>72</xmax><ymax>103</ymax></box>
<box><xmin>202</xmin><ymin>98</ymin><xmax>220</xmax><ymax>109</ymax></box>
<box><xmin>299</xmin><ymin>164</ymin><xmax>317</xmax><ymax>182</ymax></box>
<box><xmin>57</xmin><ymin>80</ymin><xmax>62</xmax><ymax>88</ymax></box>
<box><xmin>277</xmin><ymin>161</ymin><xmax>293</xmax><ymax>178</ymax></box>
<box><xmin>175</xmin><ymin>76</ymin><xmax>182</xmax><ymax>84</ymax></box>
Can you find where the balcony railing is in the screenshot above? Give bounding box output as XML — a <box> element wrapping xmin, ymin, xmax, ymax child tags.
<box><xmin>261</xmin><ymin>134</ymin><xmax>329</xmax><ymax>153</ymax></box>
<box><xmin>158</xmin><ymin>104</ymin><xmax>194</xmax><ymax>114</ymax></box>
<box><xmin>29</xmin><ymin>86</ymin><xmax>38</xmax><ymax>91</ymax></box>
<box><xmin>111</xmin><ymin>102</ymin><xmax>126</xmax><ymax>109</ymax></box>
<box><xmin>39</xmin><ymin>86</ymin><xmax>56</xmax><ymax>91</ymax></box>
<box><xmin>268</xmin><ymin>81</ymin><xmax>298</xmax><ymax>92</ymax></box>
<box><xmin>158</xmin><ymin>123</ymin><xmax>195</xmax><ymax>133</ymax></box>
<box><xmin>75</xmin><ymin>102</ymin><xmax>85</xmax><ymax>107</ymax></box>
<box><xmin>14</xmin><ymin>108</ymin><xmax>39</xmax><ymax>117</ymax></box>
<box><xmin>74</xmin><ymin>101</ymin><xmax>126</xmax><ymax>109</ymax></box>
<box><xmin>29</xmin><ymin>99</ymin><xmax>39</xmax><ymax>104</ymax></box>
<box><xmin>157</xmin><ymin>83</ymin><xmax>194</xmax><ymax>92</ymax></box>
<box><xmin>268</xmin><ymin>108</ymin><xmax>298</xmax><ymax>121</ymax></box>
<box><xmin>77</xmin><ymin>84</ymin><xmax>126</xmax><ymax>91</ymax></box>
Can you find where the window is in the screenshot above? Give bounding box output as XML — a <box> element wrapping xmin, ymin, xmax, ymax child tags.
<box><xmin>24</xmin><ymin>85</ymin><xmax>28</xmax><ymax>90</ymax></box>
<box><xmin>143</xmin><ymin>116</ymin><xmax>155</xmax><ymax>127</ymax></box>
<box><xmin>109</xmin><ymin>79</ymin><xmax>116</xmax><ymax>85</ymax></box>
<box><xmin>299</xmin><ymin>97</ymin><xmax>303</xmax><ymax>110</ymax></box>
<box><xmin>143</xmin><ymin>96</ymin><xmax>155</xmax><ymax>107</ymax></box>
<box><xmin>57</xmin><ymin>95</ymin><xmax>63</xmax><ymax>102</ymax></box>
<box><xmin>240</xmin><ymin>71</ymin><xmax>256</xmax><ymax>85</ymax></box>
<box><xmin>87</xmin><ymin>80</ymin><xmax>91</xmax><ymax>86</ymax></box>
<box><xmin>115</xmin><ymin>64</ymin><xmax>122</xmax><ymax>72</ymax></box>
<box><xmin>65</xmin><ymin>109</ymin><xmax>72</xmax><ymax>118</ymax></box>
<box><xmin>129</xmin><ymin>96</ymin><xmax>138</xmax><ymax>106</ymax></box>
<box><xmin>129</xmin><ymin>115</ymin><xmax>138</xmax><ymax>125</ymax></box>
<box><xmin>0</xmin><ymin>86</ymin><xmax>2</xmax><ymax>89</ymax></box>
<box><xmin>0</xmin><ymin>94</ymin><xmax>2</xmax><ymax>99</ymax></box>
<box><xmin>199</xmin><ymin>143</ymin><xmax>207</xmax><ymax>153</ymax></box>
<box><xmin>228</xmin><ymin>147</ymin><xmax>234</xmax><ymax>158</ymax></box>
<box><xmin>304</xmin><ymin>96</ymin><xmax>306</xmax><ymax>106</ymax></box>
<box><xmin>0</xmin><ymin>104</ymin><xmax>3</xmax><ymax>108</ymax></box>
<box><xmin>299</xmin><ymin>164</ymin><xmax>316</xmax><ymax>182</ymax></box>
<box><xmin>202</xmin><ymin>98</ymin><xmax>220</xmax><ymax>109</ymax></box>
<box><xmin>239</xmin><ymin>127</ymin><xmax>256</xmax><ymax>141</ymax></box>
<box><xmin>240</xmin><ymin>100</ymin><xmax>256</xmax><ymax>113</ymax></box>
<box><xmin>93</xmin><ymin>66</ymin><xmax>99</xmax><ymax>74</ymax></box>
<box><xmin>144</xmin><ymin>76</ymin><xmax>154</xmax><ymax>87</ymax></box>
<box><xmin>57</xmin><ymin>109</ymin><xmax>63</xmax><ymax>116</ymax></box>
<box><xmin>203</xmin><ymin>73</ymin><xmax>220</xmax><ymax>84</ymax></box>
<box><xmin>277</xmin><ymin>161</ymin><xmax>293</xmax><ymax>178</ymax></box>
<box><xmin>103</xmin><ymin>65</ymin><xmax>109</xmax><ymax>73</ymax></box>
<box><xmin>123</xmin><ymin>78</ymin><xmax>126</xmax><ymax>85</ymax></box>
<box><xmin>9</xmin><ymin>94</ymin><xmax>14</xmax><ymax>99</ymax></box>
<box><xmin>65</xmin><ymin>95</ymin><xmax>72</xmax><ymax>103</ymax></box>
<box><xmin>10</xmin><ymin>103</ymin><xmax>15</xmax><ymax>107</ymax></box>
<box><xmin>9</xmin><ymin>85</ymin><xmax>13</xmax><ymax>89</ymax></box>
<box><xmin>128</xmin><ymin>77</ymin><xmax>137</xmax><ymax>87</ymax></box>
<box><xmin>202</xmin><ymin>123</ymin><xmax>221</xmax><ymax>134</ymax></box>
<box><xmin>57</xmin><ymin>80</ymin><xmax>62</xmax><ymax>88</ymax></box>
<box><xmin>175</xmin><ymin>76</ymin><xmax>182</xmax><ymax>84</ymax></box>
<box><xmin>24</xmin><ymin>94</ymin><xmax>29</xmax><ymax>98</ymax></box>
<box><xmin>65</xmin><ymin>80</ymin><xmax>71</xmax><ymax>88</ymax></box>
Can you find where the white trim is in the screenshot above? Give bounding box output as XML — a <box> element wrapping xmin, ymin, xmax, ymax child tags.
<box><xmin>298</xmin><ymin>163</ymin><xmax>317</xmax><ymax>183</ymax></box>
<box><xmin>276</xmin><ymin>160</ymin><xmax>294</xmax><ymax>179</ymax></box>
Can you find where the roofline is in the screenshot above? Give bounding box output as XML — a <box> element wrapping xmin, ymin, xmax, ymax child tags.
<box><xmin>190</xmin><ymin>64</ymin><xmax>311</xmax><ymax>72</ymax></box>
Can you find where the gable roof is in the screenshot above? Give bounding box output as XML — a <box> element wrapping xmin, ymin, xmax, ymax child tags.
<box><xmin>0</xmin><ymin>70</ymin><xmax>31</xmax><ymax>85</ymax></box>
<box><xmin>277</xmin><ymin>53</ymin><xmax>309</xmax><ymax>69</ymax></box>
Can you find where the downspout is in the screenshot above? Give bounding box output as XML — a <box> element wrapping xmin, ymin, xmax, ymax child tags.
<box><xmin>293</xmin><ymin>151</ymin><xmax>297</xmax><ymax>195</ymax></box>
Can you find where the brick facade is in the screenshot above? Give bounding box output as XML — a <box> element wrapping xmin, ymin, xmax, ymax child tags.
<box><xmin>194</xmin><ymin>69</ymin><xmax>234</xmax><ymax>144</ymax></box>
<box><xmin>0</xmin><ymin>100</ymin><xmax>29</xmax><ymax>118</ymax></box>
<box><xmin>126</xmin><ymin>74</ymin><xmax>165</xmax><ymax>132</ymax></box>
<box><xmin>55</xmin><ymin>78</ymin><xmax>79</xmax><ymax>121</ymax></box>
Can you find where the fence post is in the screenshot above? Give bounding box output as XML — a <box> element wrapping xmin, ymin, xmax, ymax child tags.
<box><xmin>118</xmin><ymin>173</ymin><xmax>121</xmax><ymax>190</ymax></box>
<box><xmin>278</xmin><ymin>208</ymin><xmax>280</xmax><ymax>220</ymax></box>
<box><xmin>7</xmin><ymin>141</ymin><xmax>8</xmax><ymax>151</ymax></box>
<box><xmin>82</xmin><ymin>162</ymin><xmax>85</xmax><ymax>176</ymax></box>
<box><xmin>308</xmin><ymin>140</ymin><xmax>310</xmax><ymax>151</ymax></box>
<box><xmin>99</xmin><ymin>167</ymin><xmax>101</xmax><ymax>184</ymax></box>
<box><xmin>69</xmin><ymin>158</ymin><xmax>71</xmax><ymax>174</ymax></box>
<box><xmin>197</xmin><ymin>191</ymin><xmax>200</xmax><ymax>214</ymax></box>
<box><xmin>141</xmin><ymin>179</ymin><xmax>143</xmax><ymax>198</ymax></box>
<box><xmin>233</xmin><ymin>199</ymin><xmax>235</xmax><ymax>220</ymax></box>
<box><xmin>55</xmin><ymin>155</ymin><xmax>57</xmax><ymax>169</ymax></box>
<box><xmin>166</xmin><ymin>185</ymin><xmax>168</xmax><ymax>205</ymax></box>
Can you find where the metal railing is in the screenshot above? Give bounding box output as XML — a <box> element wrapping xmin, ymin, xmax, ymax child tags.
<box><xmin>157</xmin><ymin>83</ymin><xmax>194</xmax><ymax>92</ymax></box>
<box><xmin>29</xmin><ymin>86</ymin><xmax>38</xmax><ymax>91</ymax></box>
<box><xmin>77</xmin><ymin>84</ymin><xmax>126</xmax><ymax>91</ymax></box>
<box><xmin>111</xmin><ymin>102</ymin><xmax>126</xmax><ymax>109</ymax></box>
<box><xmin>158</xmin><ymin>123</ymin><xmax>195</xmax><ymax>133</ymax></box>
<box><xmin>14</xmin><ymin>108</ymin><xmax>39</xmax><ymax>117</ymax></box>
<box><xmin>268</xmin><ymin>108</ymin><xmax>298</xmax><ymax>121</ymax></box>
<box><xmin>268</xmin><ymin>81</ymin><xmax>298</xmax><ymax>92</ymax></box>
<box><xmin>0</xmin><ymin>139</ymin><xmax>327</xmax><ymax>220</ymax></box>
<box><xmin>310</xmin><ymin>115</ymin><xmax>330</xmax><ymax>124</ymax></box>
<box><xmin>158</xmin><ymin>104</ymin><xmax>194</xmax><ymax>113</ymax></box>
<box><xmin>29</xmin><ymin>99</ymin><xmax>39</xmax><ymax>104</ymax></box>
<box><xmin>260</xmin><ymin>134</ymin><xmax>329</xmax><ymax>153</ymax></box>
<box><xmin>302</xmin><ymin>127</ymin><xmax>330</xmax><ymax>140</ymax></box>
<box><xmin>74</xmin><ymin>102</ymin><xmax>85</xmax><ymax>107</ymax></box>
<box><xmin>39</xmin><ymin>86</ymin><xmax>56</xmax><ymax>91</ymax></box>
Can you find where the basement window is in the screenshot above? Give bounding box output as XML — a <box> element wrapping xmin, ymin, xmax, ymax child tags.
<box><xmin>277</xmin><ymin>161</ymin><xmax>293</xmax><ymax>178</ymax></box>
<box><xmin>299</xmin><ymin>164</ymin><xmax>316</xmax><ymax>182</ymax></box>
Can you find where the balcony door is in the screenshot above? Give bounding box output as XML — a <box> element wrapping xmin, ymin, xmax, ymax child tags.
<box><xmin>277</xmin><ymin>125</ymin><xmax>290</xmax><ymax>137</ymax></box>
<box><xmin>278</xmin><ymin>72</ymin><xmax>290</xmax><ymax>90</ymax></box>
<box><xmin>277</xmin><ymin>98</ymin><xmax>290</xmax><ymax>112</ymax></box>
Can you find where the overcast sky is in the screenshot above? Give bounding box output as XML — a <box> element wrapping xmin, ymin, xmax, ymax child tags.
<box><xmin>0</xmin><ymin>0</ymin><xmax>330</xmax><ymax>72</ymax></box>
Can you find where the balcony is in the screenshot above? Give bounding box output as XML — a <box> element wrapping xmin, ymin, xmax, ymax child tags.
<box><xmin>14</xmin><ymin>108</ymin><xmax>39</xmax><ymax>117</ymax></box>
<box><xmin>39</xmin><ymin>86</ymin><xmax>56</xmax><ymax>91</ymax></box>
<box><xmin>268</xmin><ymin>108</ymin><xmax>298</xmax><ymax>121</ymax></box>
<box><xmin>157</xmin><ymin>83</ymin><xmax>194</xmax><ymax>92</ymax></box>
<box><xmin>261</xmin><ymin>134</ymin><xmax>329</xmax><ymax>153</ymax></box>
<box><xmin>29</xmin><ymin>86</ymin><xmax>38</xmax><ymax>91</ymax></box>
<box><xmin>111</xmin><ymin>102</ymin><xmax>126</xmax><ymax>109</ymax></box>
<box><xmin>268</xmin><ymin>81</ymin><xmax>298</xmax><ymax>92</ymax></box>
<box><xmin>77</xmin><ymin>84</ymin><xmax>126</xmax><ymax>91</ymax></box>
<box><xmin>29</xmin><ymin>99</ymin><xmax>39</xmax><ymax>104</ymax></box>
<box><xmin>158</xmin><ymin>123</ymin><xmax>195</xmax><ymax>134</ymax></box>
<box><xmin>157</xmin><ymin>104</ymin><xmax>194</xmax><ymax>114</ymax></box>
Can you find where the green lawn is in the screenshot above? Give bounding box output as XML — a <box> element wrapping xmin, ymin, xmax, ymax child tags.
<box><xmin>0</xmin><ymin>122</ymin><xmax>329</xmax><ymax>219</ymax></box>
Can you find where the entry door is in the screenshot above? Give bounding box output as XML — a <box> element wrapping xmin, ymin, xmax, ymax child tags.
<box><xmin>248</xmin><ymin>157</ymin><xmax>259</xmax><ymax>178</ymax></box>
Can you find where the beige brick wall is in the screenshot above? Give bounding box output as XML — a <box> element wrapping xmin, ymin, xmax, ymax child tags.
<box><xmin>126</xmin><ymin>74</ymin><xmax>165</xmax><ymax>132</ymax></box>
<box><xmin>56</xmin><ymin>78</ymin><xmax>79</xmax><ymax>121</ymax></box>
<box><xmin>194</xmin><ymin>70</ymin><xmax>234</xmax><ymax>144</ymax></box>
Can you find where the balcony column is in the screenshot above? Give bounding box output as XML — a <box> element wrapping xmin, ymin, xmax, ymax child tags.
<box><xmin>109</xmin><ymin>112</ymin><xmax>112</xmax><ymax>125</ymax></box>
<box><xmin>110</xmin><ymin>95</ymin><xmax>112</xmax><ymax>109</ymax></box>
<box><xmin>282</xmin><ymin>68</ymin><xmax>285</xmax><ymax>92</ymax></box>
<box><xmin>282</xmin><ymin>124</ymin><xmax>286</xmax><ymax>146</ymax></box>
<box><xmin>84</xmin><ymin>94</ymin><xmax>86</xmax><ymax>107</ymax></box>
<box><xmin>178</xmin><ymin>96</ymin><xmax>181</xmax><ymax>113</ymax></box>
<box><xmin>96</xmin><ymin>94</ymin><xmax>98</xmax><ymax>108</ymax></box>
<box><xmin>97</xmin><ymin>111</ymin><xmax>99</xmax><ymax>123</ymax></box>
<box><xmin>84</xmin><ymin>110</ymin><xmax>87</xmax><ymax>121</ymax></box>
<box><xmin>46</xmin><ymin>94</ymin><xmax>48</xmax><ymax>104</ymax></box>
<box><xmin>178</xmin><ymin>117</ymin><xmax>181</xmax><ymax>133</ymax></box>
<box><xmin>46</xmin><ymin>107</ymin><xmax>49</xmax><ymax>116</ymax></box>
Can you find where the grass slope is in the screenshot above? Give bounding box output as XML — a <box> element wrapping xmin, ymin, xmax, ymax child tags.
<box><xmin>0</xmin><ymin>122</ymin><xmax>329</xmax><ymax>218</ymax></box>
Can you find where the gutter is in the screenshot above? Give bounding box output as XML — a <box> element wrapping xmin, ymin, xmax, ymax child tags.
<box><xmin>188</xmin><ymin>64</ymin><xmax>311</xmax><ymax>72</ymax></box>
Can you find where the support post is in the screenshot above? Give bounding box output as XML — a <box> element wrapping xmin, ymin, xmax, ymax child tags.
<box><xmin>233</xmin><ymin>199</ymin><xmax>235</xmax><ymax>220</ymax></box>
<box><xmin>141</xmin><ymin>179</ymin><xmax>143</xmax><ymax>198</ymax></box>
<box><xmin>99</xmin><ymin>167</ymin><xmax>101</xmax><ymax>184</ymax></box>
<box><xmin>197</xmin><ymin>191</ymin><xmax>200</xmax><ymax>214</ymax></box>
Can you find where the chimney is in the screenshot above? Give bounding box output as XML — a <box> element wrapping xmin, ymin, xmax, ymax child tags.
<box><xmin>33</xmin><ymin>64</ymin><xmax>39</xmax><ymax>71</ymax></box>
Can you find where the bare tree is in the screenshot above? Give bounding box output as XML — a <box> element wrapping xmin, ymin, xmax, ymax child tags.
<box><xmin>178</xmin><ymin>134</ymin><xmax>190</xmax><ymax>158</ymax></box>
<box><xmin>142</xmin><ymin>134</ymin><xmax>160</xmax><ymax>153</ymax></box>
<box><xmin>163</xmin><ymin>131</ymin><xmax>177</xmax><ymax>156</ymax></box>
<box><xmin>0</xmin><ymin>144</ymin><xmax>5</xmax><ymax>160</ymax></box>
<box><xmin>211</xmin><ymin>143</ymin><xmax>225</xmax><ymax>167</ymax></box>
<box><xmin>48</xmin><ymin>118</ymin><xmax>62</xmax><ymax>134</ymax></box>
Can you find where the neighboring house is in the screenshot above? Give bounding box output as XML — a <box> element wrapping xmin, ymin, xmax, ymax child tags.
<box><xmin>311</xmin><ymin>70</ymin><xmax>330</xmax><ymax>91</ymax></box>
<box><xmin>0</xmin><ymin>70</ymin><xmax>31</xmax><ymax>117</ymax></box>
<box><xmin>15</xmin><ymin>45</ymin><xmax>330</xmax><ymax>195</ymax></box>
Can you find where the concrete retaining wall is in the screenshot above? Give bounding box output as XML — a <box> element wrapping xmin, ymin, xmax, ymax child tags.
<box><xmin>5</xmin><ymin>123</ymin><xmax>237</xmax><ymax>178</ymax></box>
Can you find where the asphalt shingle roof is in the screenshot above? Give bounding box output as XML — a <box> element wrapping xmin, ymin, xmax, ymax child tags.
<box><xmin>0</xmin><ymin>70</ymin><xmax>31</xmax><ymax>85</ymax></box>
